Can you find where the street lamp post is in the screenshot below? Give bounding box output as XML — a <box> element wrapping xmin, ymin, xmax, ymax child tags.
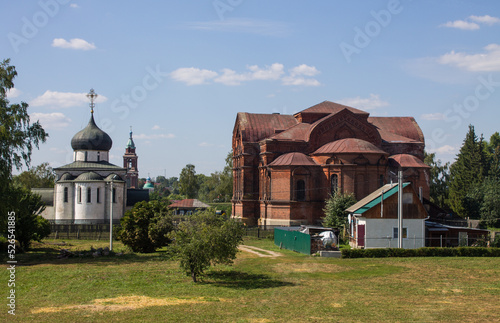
<box><xmin>109</xmin><ymin>178</ymin><xmax>114</xmax><ymax>251</ymax></box>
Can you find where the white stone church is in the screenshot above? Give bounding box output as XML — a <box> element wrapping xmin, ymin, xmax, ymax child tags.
<box><xmin>36</xmin><ymin>89</ymin><xmax>148</xmax><ymax>224</ymax></box>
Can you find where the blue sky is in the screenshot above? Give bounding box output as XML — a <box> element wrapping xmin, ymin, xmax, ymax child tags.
<box><xmin>2</xmin><ymin>0</ymin><xmax>500</xmax><ymax>179</ymax></box>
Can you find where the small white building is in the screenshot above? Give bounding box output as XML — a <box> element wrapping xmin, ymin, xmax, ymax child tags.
<box><xmin>346</xmin><ymin>183</ymin><xmax>428</xmax><ymax>249</ymax></box>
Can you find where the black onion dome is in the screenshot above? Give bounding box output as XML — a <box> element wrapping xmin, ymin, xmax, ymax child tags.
<box><xmin>71</xmin><ymin>115</ymin><xmax>112</xmax><ymax>151</ymax></box>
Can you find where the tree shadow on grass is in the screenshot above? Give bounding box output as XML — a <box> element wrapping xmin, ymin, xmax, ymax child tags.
<box><xmin>5</xmin><ymin>245</ymin><xmax>171</xmax><ymax>266</ymax></box>
<box><xmin>202</xmin><ymin>270</ymin><xmax>295</xmax><ymax>290</ymax></box>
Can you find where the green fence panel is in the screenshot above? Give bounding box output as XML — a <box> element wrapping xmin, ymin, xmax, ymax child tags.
<box><xmin>274</xmin><ymin>228</ymin><xmax>311</xmax><ymax>255</ymax></box>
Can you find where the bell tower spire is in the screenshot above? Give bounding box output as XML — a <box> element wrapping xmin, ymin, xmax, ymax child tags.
<box><xmin>123</xmin><ymin>126</ymin><xmax>138</xmax><ymax>188</ymax></box>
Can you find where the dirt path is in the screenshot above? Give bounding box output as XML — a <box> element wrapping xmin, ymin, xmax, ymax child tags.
<box><xmin>238</xmin><ymin>245</ymin><xmax>283</xmax><ymax>258</ymax></box>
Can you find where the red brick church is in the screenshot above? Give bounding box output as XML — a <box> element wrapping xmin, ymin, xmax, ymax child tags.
<box><xmin>231</xmin><ymin>101</ymin><xmax>430</xmax><ymax>226</ymax></box>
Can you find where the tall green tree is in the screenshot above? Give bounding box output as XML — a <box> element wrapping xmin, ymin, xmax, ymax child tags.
<box><xmin>449</xmin><ymin>125</ymin><xmax>488</xmax><ymax>218</ymax></box>
<box><xmin>0</xmin><ymin>59</ymin><xmax>49</xmax><ymax>249</ymax></box>
<box><xmin>179</xmin><ymin>164</ymin><xmax>200</xmax><ymax>199</ymax></box>
<box><xmin>13</xmin><ymin>162</ymin><xmax>56</xmax><ymax>189</ymax></box>
<box><xmin>424</xmin><ymin>152</ymin><xmax>451</xmax><ymax>210</ymax></box>
<box><xmin>168</xmin><ymin>209</ymin><xmax>243</xmax><ymax>282</ymax></box>
<box><xmin>322</xmin><ymin>191</ymin><xmax>357</xmax><ymax>228</ymax></box>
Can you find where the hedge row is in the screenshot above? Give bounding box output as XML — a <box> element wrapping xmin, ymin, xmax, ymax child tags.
<box><xmin>341</xmin><ymin>247</ymin><xmax>500</xmax><ymax>258</ymax></box>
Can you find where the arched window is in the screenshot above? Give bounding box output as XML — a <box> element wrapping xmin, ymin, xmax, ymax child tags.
<box><xmin>379</xmin><ymin>174</ymin><xmax>384</xmax><ymax>187</ymax></box>
<box><xmin>97</xmin><ymin>151</ymin><xmax>100</xmax><ymax>162</ymax></box>
<box><xmin>63</xmin><ymin>187</ymin><xmax>68</xmax><ymax>203</ymax></box>
<box><xmin>87</xmin><ymin>187</ymin><xmax>92</xmax><ymax>203</ymax></box>
<box><xmin>112</xmin><ymin>188</ymin><xmax>116</xmax><ymax>203</ymax></box>
<box><xmin>96</xmin><ymin>188</ymin><xmax>100</xmax><ymax>203</ymax></box>
<box><xmin>296</xmin><ymin>180</ymin><xmax>306</xmax><ymax>201</ymax></box>
<box><xmin>331</xmin><ymin>174</ymin><xmax>338</xmax><ymax>194</ymax></box>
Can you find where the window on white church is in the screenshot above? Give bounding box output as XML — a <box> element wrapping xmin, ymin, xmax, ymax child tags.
<box><xmin>64</xmin><ymin>187</ymin><xmax>68</xmax><ymax>203</ymax></box>
<box><xmin>87</xmin><ymin>187</ymin><xmax>91</xmax><ymax>203</ymax></box>
<box><xmin>112</xmin><ymin>188</ymin><xmax>116</xmax><ymax>203</ymax></box>
<box><xmin>96</xmin><ymin>188</ymin><xmax>100</xmax><ymax>203</ymax></box>
<box><xmin>77</xmin><ymin>187</ymin><xmax>82</xmax><ymax>203</ymax></box>
<box><xmin>97</xmin><ymin>151</ymin><xmax>100</xmax><ymax>162</ymax></box>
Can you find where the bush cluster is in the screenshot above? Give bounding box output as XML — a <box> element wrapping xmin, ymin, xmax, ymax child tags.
<box><xmin>341</xmin><ymin>247</ymin><xmax>500</xmax><ymax>258</ymax></box>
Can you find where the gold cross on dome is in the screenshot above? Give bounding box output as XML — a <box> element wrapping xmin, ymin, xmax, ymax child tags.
<box><xmin>86</xmin><ymin>88</ymin><xmax>98</xmax><ymax>114</ymax></box>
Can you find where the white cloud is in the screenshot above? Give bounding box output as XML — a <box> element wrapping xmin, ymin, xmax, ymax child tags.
<box><xmin>214</xmin><ymin>68</ymin><xmax>248</xmax><ymax>86</ymax></box>
<box><xmin>337</xmin><ymin>94</ymin><xmax>389</xmax><ymax>110</ymax></box>
<box><xmin>199</xmin><ymin>142</ymin><xmax>213</xmax><ymax>147</ymax></box>
<box><xmin>31</xmin><ymin>112</ymin><xmax>72</xmax><ymax>129</ymax></box>
<box><xmin>152</xmin><ymin>125</ymin><xmax>162</xmax><ymax>130</ymax></box>
<box><xmin>469</xmin><ymin>15</ymin><xmax>500</xmax><ymax>25</ymax></box>
<box><xmin>421</xmin><ymin>113</ymin><xmax>446</xmax><ymax>121</ymax></box>
<box><xmin>70</xmin><ymin>3</ymin><xmax>80</xmax><ymax>8</ymax></box>
<box><xmin>440</xmin><ymin>20</ymin><xmax>479</xmax><ymax>30</ymax></box>
<box><xmin>440</xmin><ymin>15</ymin><xmax>500</xmax><ymax>30</ymax></box>
<box><xmin>432</xmin><ymin>145</ymin><xmax>457</xmax><ymax>155</ymax></box>
<box><xmin>52</xmin><ymin>38</ymin><xmax>96</xmax><ymax>50</ymax></box>
<box><xmin>281</xmin><ymin>64</ymin><xmax>320</xmax><ymax>86</ymax></box>
<box><xmin>171</xmin><ymin>63</ymin><xmax>320</xmax><ymax>86</ymax></box>
<box><xmin>30</xmin><ymin>90</ymin><xmax>108</xmax><ymax>108</ymax></box>
<box><xmin>170</xmin><ymin>67</ymin><xmax>217</xmax><ymax>85</ymax></box>
<box><xmin>134</xmin><ymin>133</ymin><xmax>175</xmax><ymax>140</ymax></box>
<box><xmin>289</xmin><ymin>64</ymin><xmax>320</xmax><ymax>77</ymax></box>
<box><xmin>438</xmin><ymin>43</ymin><xmax>500</xmax><ymax>72</ymax></box>
<box><xmin>6</xmin><ymin>88</ymin><xmax>21</xmax><ymax>98</ymax></box>
<box><xmin>281</xmin><ymin>76</ymin><xmax>320</xmax><ymax>86</ymax></box>
<box><xmin>248</xmin><ymin>63</ymin><xmax>284</xmax><ymax>80</ymax></box>
<box><xmin>183</xmin><ymin>18</ymin><xmax>291</xmax><ymax>37</ymax></box>
<box><xmin>214</xmin><ymin>63</ymin><xmax>284</xmax><ymax>85</ymax></box>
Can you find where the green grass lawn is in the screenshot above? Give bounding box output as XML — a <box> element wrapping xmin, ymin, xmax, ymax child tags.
<box><xmin>1</xmin><ymin>238</ymin><xmax>499</xmax><ymax>322</ymax></box>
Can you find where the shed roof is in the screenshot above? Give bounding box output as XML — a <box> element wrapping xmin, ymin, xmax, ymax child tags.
<box><xmin>346</xmin><ymin>183</ymin><xmax>410</xmax><ymax>214</ymax></box>
<box><xmin>168</xmin><ymin>199</ymin><xmax>210</xmax><ymax>209</ymax></box>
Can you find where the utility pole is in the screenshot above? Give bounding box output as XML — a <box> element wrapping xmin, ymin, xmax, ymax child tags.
<box><xmin>398</xmin><ymin>170</ymin><xmax>403</xmax><ymax>248</ymax></box>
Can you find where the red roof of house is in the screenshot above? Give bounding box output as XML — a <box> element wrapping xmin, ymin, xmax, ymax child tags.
<box><xmin>389</xmin><ymin>154</ymin><xmax>430</xmax><ymax>168</ymax></box>
<box><xmin>269</xmin><ymin>152</ymin><xmax>318</xmax><ymax>166</ymax></box>
<box><xmin>168</xmin><ymin>199</ymin><xmax>210</xmax><ymax>209</ymax></box>
<box><xmin>313</xmin><ymin>138</ymin><xmax>388</xmax><ymax>155</ymax></box>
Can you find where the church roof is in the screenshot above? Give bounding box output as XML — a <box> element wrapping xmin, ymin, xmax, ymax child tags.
<box><xmin>71</xmin><ymin>114</ymin><xmax>113</xmax><ymax>151</ymax></box>
<box><xmin>105</xmin><ymin>174</ymin><xmax>124</xmax><ymax>182</ymax></box>
<box><xmin>368</xmin><ymin>117</ymin><xmax>424</xmax><ymax>143</ymax></box>
<box><xmin>313</xmin><ymin>138</ymin><xmax>388</xmax><ymax>155</ymax></box>
<box><xmin>235</xmin><ymin>112</ymin><xmax>298</xmax><ymax>143</ymax></box>
<box><xmin>57</xmin><ymin>173</ymin><xmax>75</xmax><ymax>182</ymax></box>
<box><xmin>295</xmin><ymin>100</ymin><xmax>369</xmax><ymax>116</ymax></box>
<box><xmin>75</xmin><ymin>172</ymin><xmax>104</xmax><ymax>181</ymax></box>
<box><xmin>269</xmin><ymin>152</ymin><xmax>318</xmax><ymax>166</ymax></box>
<box><xmin>389</xmin><ymin>154</ymin><xmax>430</xmax><ymax>168</ymax></box>
<box><xmin>55</xmin><ymin>161</ymin><xmax>126</xmax><ymax>172</ymax></box>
